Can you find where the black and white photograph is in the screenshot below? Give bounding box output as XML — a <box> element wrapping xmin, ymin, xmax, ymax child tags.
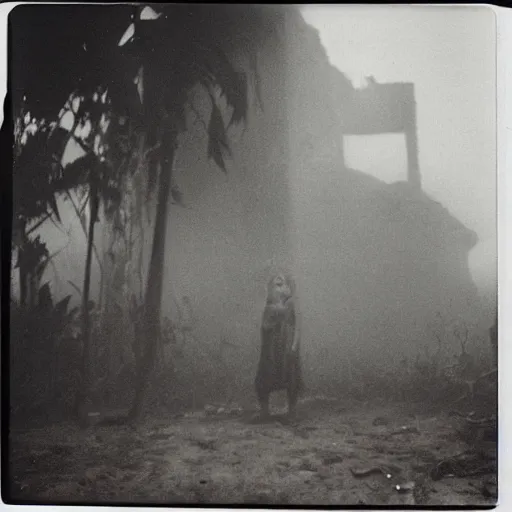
<box><xmin>3</xmin><ymin>3</ymin><xmax>498</xmax><ymax>507</ymax></box>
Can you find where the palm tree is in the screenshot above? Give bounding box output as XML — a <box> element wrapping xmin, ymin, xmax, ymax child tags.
<box><xmin>119</xmin><ymin>5</ymin><xmax>285</xmax><ymax>421</ymax></box>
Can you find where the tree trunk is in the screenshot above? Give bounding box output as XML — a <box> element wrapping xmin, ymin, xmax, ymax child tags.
<box><xmin>128</xmin><ymin>142</ymin><xmax>175</xmax><ymax>422</ymax></box>
<box><xmin>77</xmin><ymin>178</ymin><xmax>99</xmax><ymax>422</ymax></box>
<box><xmin>18</xmin><ymin>220</ymin><xmax>28</xmax><ymax>308</ymax></box>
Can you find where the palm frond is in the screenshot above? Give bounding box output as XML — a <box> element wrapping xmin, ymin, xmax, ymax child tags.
<box><xmin>207</xmin><ymin>97</ymin><xmax>232</xmax><ymax>174</ymax></box>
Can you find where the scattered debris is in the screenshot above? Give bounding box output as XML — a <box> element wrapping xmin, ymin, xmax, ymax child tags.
<box><xmin>430</xmin><ymin>451</ymin><xmax>496</xmax><ymax>481</ymax></box>
<box><xmin>390</xmin><ymin>480</ymin><xmax>417</xmax><ymax>505</ymax></box>
<box><xmin>481</xmin><ymin>476</ymin><xmax>497</xmax><ymax>499</ymax></box>
<box><xmin>298</xmin><ymin>459</ymin><xmax>317</xmax><ymax>472</ymax></box>
<box><xmin>449</xmin><ymin>410</ymin><xmax>475</xmax><ymax>419</ymax></box>
<box><xmin>395</xmin><ymin>480</ymin><xmax>415</xmax><ymax>493</ymax></box>
<box><xmin>204</xmin><ymin>405</ymin><xmax>217</xmax><ymax>416</ymax></box>
<box><xmin>187</xmin><ymin>437</ymin><xmax>218</xmax><ymax>451</ymax></box>
<box><xmin>465</xmin><ymin>415</ymin><xmax>496</xmax><ymax>426</ymax></box>
<box><xmin>293</xmin><ymin>427</ymin><xmax>310</xmax><ymax>439</ymax></box>
<box><xmin>390</xmin><ymin>425</ymin><xmax>420</xmax><ymax>435</ymax></box>
<box><xmin>450</xmin><ymin>411</ymin><xmax>497</xmax><ymax>449</ymax></box>
<box><xmin>350</xmin><ymin>466</ymin><xmax>391</xmax><ymax>478</ymax></box>
<box><xmin>333</xmin><ymin>424</ymin><xmax>353</xmax><ymax>439</ymax></box>
<box><xmin>372</xmin><ymin>416</ymin><xmax>389</xmax><ymax>427</ymax></box>
<box><xmin>86</xmin><ymin>411</ymin><xmax>102</xmax><ymax>427</ymax></box>
<box><xmin>315</xmin><ymin>466</ymin><xmax>332</xmax><ymax>480</ymax></box>
<box><xmin>9</xmin><ymin>400</ymin><xmax>497</xmax><ymax>505</ymax></box>
<box><xmin>184</xmin><ymin>411</ymin><xmax>205</xmax><ymax>419</ymax></box>
<box><xmin>188</xmin><ymin>403</ymin><xmax>246</xmax><ymax>420</ymax></box>
<box><xmin>321</xmin><ymin>454</ymin><xmax>344</xmax><ymax>465</ymax></box>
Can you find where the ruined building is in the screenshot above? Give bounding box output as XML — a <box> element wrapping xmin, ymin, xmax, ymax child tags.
<box><xmin>165</xmin><ymin>7</ymin><xmax>482</xmax><ymax>386</ymax></box>
<box><xmin>30</xmin><ymin>6</ymin><xmax>484</xmax><ymax>392</ymax></box>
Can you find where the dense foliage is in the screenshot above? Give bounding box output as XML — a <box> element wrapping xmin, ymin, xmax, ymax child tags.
<box><xmin>10</xmin><ymin>4</ymin><xmax>285</xmax><ymax>423</ymax></box>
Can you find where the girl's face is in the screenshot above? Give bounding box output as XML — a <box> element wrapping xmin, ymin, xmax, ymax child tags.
<box><xmin>268</xmin><ymin>273</ymin><xmax>292</xmax><ymax>304</ymax></box>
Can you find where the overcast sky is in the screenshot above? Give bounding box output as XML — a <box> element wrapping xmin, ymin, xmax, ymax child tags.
<box><xmin>300</xmin><ymin>5</ymin><xmax>496</xmax><ymax>298</ymax></box>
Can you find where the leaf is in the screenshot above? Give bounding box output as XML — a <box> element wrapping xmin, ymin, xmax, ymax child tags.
<box><xmin>38</xmin><ymin>282</ymin><xmax>53</xmax><ymax>310</ymax></box>
<box><xmin>44</xmin><ymin>246</ymin><xmax>64</xmax><ymax>269</ymax></box>
<box><xmin>54</xmin><ymin>295</ymin><xmax>72</xmax><ymax>318</ymax></box>
<box><xmin>140</xmin><ymin>6</ymin><xmax>162</xmax><ymax>20</ymax></box>
<box><xmin>226</xmin><ymin>71</ymin><xmax>248</xmax><ymax>128</ymax></box>
<box><xmin>208</xmin><ymin>140</ymin><xmax>225</xmax><ymax>172</ymax></box>
<box><xmin>68</xmin><ymin>306</ymin><xmax>80</xmax><ymax>320</ymax></box>
<box><xmin>34</xmin><ymin>259</ymin><xmax>49</xmax><ymax>284</ymax></box>
<box><xmin>203</xmin><ymin>48</ymin><xmax>249</xmax><ymax>128</ymax></box>
<box><xmin>207</xmin><ymin>99</ymin><xmax>231</xmax><ymax>173</ymax></box>
<box><xmin>118</xmin><ymin>22</ymin><xmax>135</xmax><ymax>47</ymax></box>
<box><xmin>47</xmin><ymin>194</ymin><xmax>62</xmax><ymax>223</ymax></box>
<box><xmin>61</xmin><ymin>153</ymin><xmax>96</xmax><ymax>189</ymax></box>
<box><xmin>79</xmin><ymin>211</ymin><xmax>87</xmax><ymax>231</ymax></box>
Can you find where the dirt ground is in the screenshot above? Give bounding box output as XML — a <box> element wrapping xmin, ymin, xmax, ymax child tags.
<box><xmin>7</xmin><ymin>396</ymin><xmax>497</xmax><ymax>506</ymax></box>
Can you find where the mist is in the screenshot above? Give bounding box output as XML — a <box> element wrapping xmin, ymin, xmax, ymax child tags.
<box><xmin>8</xmin><ymin>4</ymin><xmax>497</xmax><ymax>506</ymax></box>
<box><xmin>301</xmin><ymin>5</ymin><xmax>497</xmax><ymax>305</ymax></box>
<box><xmin>13</xmin><ymin>3</ymin><xmax>497</xmax><ymax>395</ymax></box>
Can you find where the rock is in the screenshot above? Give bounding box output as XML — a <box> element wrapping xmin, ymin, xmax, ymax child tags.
<box><xmin>395</xmin><ymin>481</ymin><xmax>415</xmax><ymax>493</ymax></box>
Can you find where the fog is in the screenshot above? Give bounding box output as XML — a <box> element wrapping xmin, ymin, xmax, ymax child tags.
<box><xmin>8</xmin><ymin>5</ymin><xmax>498</xmax><ymax>505</ymax></box>
<box><xmin>12</xmin><ymin>5</ymin><xmax>496</xmax><ymax>399</ymax></box>
<box><xmin>301</xmin><ymin>5</ymin><xmax>497</xmax><ymax>304</ymax></box>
